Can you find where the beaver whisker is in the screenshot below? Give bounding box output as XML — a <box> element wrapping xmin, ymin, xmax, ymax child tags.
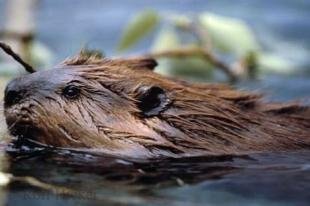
<box><xmin>58</xmin><ymin>125</ymin><xmax>81</xmax><ymax>143</ymax></box>
<box><xmin>22</xmin><ymin>137</ymin><xmax>52</xmax><ymax>148</ymax></box>
<box><xmin>7</xmin><ymin>117</ymin><xmax>22</xmax><ymax>131</ymax></box>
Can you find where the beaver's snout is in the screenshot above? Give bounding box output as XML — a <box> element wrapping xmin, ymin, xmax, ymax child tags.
<box><xmin>4</xmin><ymin>77</ymin><xmax>39</xmax><ymax>140</ymax></box>
<box><xmin>4</xmin><ymin>79</ymin><xmax>27</xmax><ymax>108</ymax></box>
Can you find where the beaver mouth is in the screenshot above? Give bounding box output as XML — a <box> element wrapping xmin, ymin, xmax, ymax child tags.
<box><xmin>7</xmin><ymin>121</ymin><xmax>50</xmax><ymax>150</ymax></box>
<box><xmin>5</xmin><ymin>121</ymin><xmax>52</xmax><ymax>154</ymax></box>
<box><xmin>10</xmin><ymin>123</ymin><xmax>36</xmax><ymax>137</ymax></box>
<box><xmin>8</xmin><ymin>120</ymin><xmax>41</xmax><ymax>143</ymax></box>
<box><xmin>5</xmin><ymin>106</ymin><xmax>40</xmax><ymax>140</ymax></box>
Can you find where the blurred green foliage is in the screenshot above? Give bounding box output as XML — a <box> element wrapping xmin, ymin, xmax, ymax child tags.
<box><xmin>118</xmin><ymin>10</ymin><xmax>296</xmax><ymax>81</ymax></box>
<box><xmin>117</xmin><ymin>10</ymin><xmax>160</xmax><ymax>52</ymax></box>
<box><xmin>198</xmin><ymin>13</ymin><xmax>260</xmax><ymax>56</ymax></box>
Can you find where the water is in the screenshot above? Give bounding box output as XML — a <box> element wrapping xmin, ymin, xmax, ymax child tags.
<box><xmin>3</xmin><ymin>145</ymin><xmax>310</xmax><ymax>206</ymax></box>
<box><xmin>0</xmin><ymin>1</ymin><xmax>309</xmax><ymax>205</ymax></box>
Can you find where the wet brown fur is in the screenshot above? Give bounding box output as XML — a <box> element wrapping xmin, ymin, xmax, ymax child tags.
<box><xmin>4</xmin><ymin>51</ymin><xmax>310</xmax><ymax>158</ymax></box>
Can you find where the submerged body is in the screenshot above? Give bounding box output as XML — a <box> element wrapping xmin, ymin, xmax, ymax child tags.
<box><xmin>3</xmin><ymin>53</ymin><xmax>310</xmax><ymax>158</ymax></box>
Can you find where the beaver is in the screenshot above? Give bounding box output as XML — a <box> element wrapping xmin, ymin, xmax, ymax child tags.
<box><xmin>3</xmin><ymin>51</ymin><xmax>310</xmax><ymax>158</ymax></box>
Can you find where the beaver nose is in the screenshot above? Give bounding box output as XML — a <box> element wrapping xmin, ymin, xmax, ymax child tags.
<box><xmin>4</xmin><ymin>81</ymin><xmax>26</xmax><ymax>107</ymax></box>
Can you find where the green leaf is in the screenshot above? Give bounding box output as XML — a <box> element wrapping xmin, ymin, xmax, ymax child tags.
<box><xmin>117</xmin><ymin>10</ymin><xmax>159</xmax><ymax>52</ymax></box>
<box><xmin>151</xmin><ymin>27</ymin><xmax>180</xmax><ymax>52</ymax></box>
<box><xmin>199</xmin><ymin>12</ymin><xmax>260</xmax><ymax>56</ymax></box>
<box><xmin>258</xmin><ymin>53</ymin><xmax>295</xmax><ymax>74</ymax></box>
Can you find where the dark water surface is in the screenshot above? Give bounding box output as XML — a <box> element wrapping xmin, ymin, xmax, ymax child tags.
<box><xmin>4</xmin><ymin>145</ymin><xmax>310</xmax><ymax>206</ymax></box>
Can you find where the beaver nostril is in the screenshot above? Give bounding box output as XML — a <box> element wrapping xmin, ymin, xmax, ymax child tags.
<box><xmin>4</xmin><ymin>89</ymin><xmax>25</xmax><ymax>107</ymax></box>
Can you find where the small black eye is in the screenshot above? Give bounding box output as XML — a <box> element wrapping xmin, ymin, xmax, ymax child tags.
<box><xmin>62</xmin><ymin>85</ymin><xmax>80</xmax><ymax>99</ymax></box>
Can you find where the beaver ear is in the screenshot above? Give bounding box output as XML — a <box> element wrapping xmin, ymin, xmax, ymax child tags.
<box><xmin>136</xmin><ymin>86</ymin><xmax>170</xmax><ymax>117</ymax></box>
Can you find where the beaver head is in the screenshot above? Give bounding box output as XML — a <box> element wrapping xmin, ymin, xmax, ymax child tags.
<box><xmin>4</xmin><ymin>52</ymin><xmax>310</xmax><ymax>158</ymax></box>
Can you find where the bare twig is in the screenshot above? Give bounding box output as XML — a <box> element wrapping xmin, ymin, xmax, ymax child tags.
<box><xmin>0</xmin><ymin>41</ymin><xmax>35</xmax><ymax>73</ymax></box>
<box><xmin>170</xmin><ymin>20</ymin><xmax>242</xmax><ymax>82</ymax></box>
<box><xmin>145</xmin><ymin>46</ymin><xmax>238</xmax><ymax>83</ymax></box>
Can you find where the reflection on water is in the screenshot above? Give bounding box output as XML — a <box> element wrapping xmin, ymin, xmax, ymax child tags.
<box><xmin>2</xmin><ymin>140</ymin><xmax>310</xmax><ymax>206</ymax></box>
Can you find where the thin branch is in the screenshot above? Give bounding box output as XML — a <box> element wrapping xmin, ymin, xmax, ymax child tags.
<box><xmin>172</xmin><ymin>20</ymin><xmax>241</xmax><ymax>82</ymax></box>
<box><xmin>145</xmin><ymin>46</ymin><xmax>238</xmax><ymax>83</ymax></box>
<box><xmin>0</xmin><ymin>41</ymin><xmax>35</xmax><ymax>73</ymax></box>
